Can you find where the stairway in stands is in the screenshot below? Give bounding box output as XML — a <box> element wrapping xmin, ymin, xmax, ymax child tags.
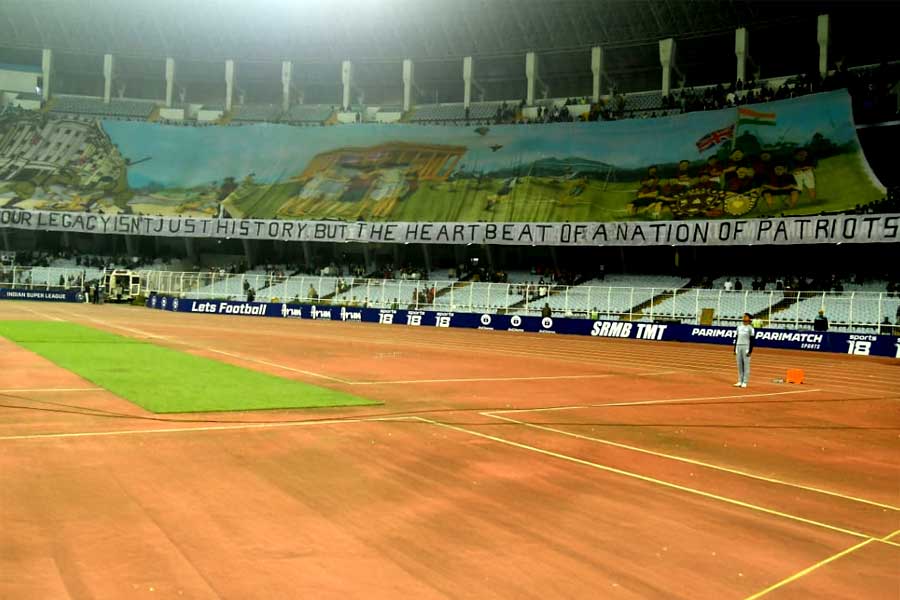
<box><xmin>628</xmin><ymin>276</ymin><xmax>704</xmax><ymax>321</ymax></box>
<box><xmin>751</xmin><ymin>291</ymin><xmax>809</xmax><ymax>323</ymax></box>
<box><xmin>321</xmin><ymin>276</ymin><xmax>367</xmax><ymax>302</ymax></box>
<box><xmin>502</xmin><ymin>283</ymin><xmax>566</xmax><ymax>315</ymax></box>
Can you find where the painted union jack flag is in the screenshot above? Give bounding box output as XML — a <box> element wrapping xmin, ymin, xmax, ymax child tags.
<box><xmin>695</xmin><ymin>124</ymin><xmax>734</xmax><ymax>152</ymax></box>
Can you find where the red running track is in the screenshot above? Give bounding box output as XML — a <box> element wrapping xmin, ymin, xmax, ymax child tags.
<box><xmin>0</xmin><ymin>302</ymin><xmax>897</xmax><ymax>599</ymax></box>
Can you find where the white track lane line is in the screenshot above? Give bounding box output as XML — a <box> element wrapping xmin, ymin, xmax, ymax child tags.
<box><xmin>0</xmin><ymin>416</ymin><xmax>409</xmax><ymax>441</ymax></box>
<box><xmin>60</xmin><ymin>312</ymin><xmax>356</xmax><ymax>385</ymax></box>
<box><xmin>487</xmin><ymin>388</ymin><xmax>823</xmax><ymax>414</ymax></box>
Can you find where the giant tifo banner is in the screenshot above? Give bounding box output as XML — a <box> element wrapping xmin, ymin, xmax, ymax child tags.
<box><xmin>0</xmin><ymin>90</ymin><xmax>888</xmax><ymax>237</ymax></box>
<box><xmin>0</xmin><ymin>209</ymin><xmax>898</xmax><ymax>246</ymax></box>
<box><xmin>147</xmin><ymin>295</ymin><xmax>900</xmax><ymax>359</ymax></box>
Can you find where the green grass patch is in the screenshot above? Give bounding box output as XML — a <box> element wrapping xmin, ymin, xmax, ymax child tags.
<box><xmin>0</xmin><ymin>321</ymin><xmax>375</xmax><ymax>413</ymax></box>
<box><xmin>224</xmin><ymin>182</ymin><xmax>301</xmax><ymax>218</ymax></box>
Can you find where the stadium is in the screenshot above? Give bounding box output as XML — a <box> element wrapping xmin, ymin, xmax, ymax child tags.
<box><xmin>0</xmin><ymin>0</ymin><xmax>898</xmax><ymax>597</ymax></box>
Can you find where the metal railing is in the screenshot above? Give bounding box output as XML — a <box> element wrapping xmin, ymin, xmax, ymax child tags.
<box><xmin>2</xmin><ymin>265</ymin><xmax>896</xmax><ymax>334</ymax></box>
<box><xmin>0</xmin><ymin>266</ymin><xmax>91</xmax><ymax>291</ymax></box>
<box><xmin>140</xmin><ymin>270</ymin><xmax>900</xmax><ymax>335</ymax></box>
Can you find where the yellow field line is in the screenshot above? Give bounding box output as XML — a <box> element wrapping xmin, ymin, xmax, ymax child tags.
<box><xmin>484</xmin><ymin>412</ymin><xmax>900</xmax><ymax>511</ymax></box>
<box><xmin>744</xmin><ymin>528</ymin><xmax>900</xmax><ymax>599</ymax></box>
<box><xmin>414</xmin><ymin>417</ymin><xmax>891</xmax><ymax>542</ymax></box>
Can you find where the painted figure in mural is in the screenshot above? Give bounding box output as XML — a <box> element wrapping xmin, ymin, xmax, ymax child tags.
<box><xmin>763</xmin><ymin>163</ymin><xmax>800</xmax><ymax>209</ymax></box>
<box><xmin>752</xmin><ymin>150</ymin><xmax>773</xmax><ymax>188</ymax></box>
<box><xmin>670</xmin><ymin>160</ymin><xmax>694</xmax><ymax>194</ymax></box>
<box><xmin>722</xmin><ymin>149</ymin><xmax>748</xmax><ymax>189</ymax></box>
<box><xmin>698</xmin><ymin>155</ymin><xmax>724</xmax><ymax>187</ymax></box>
<box><xmin>630</xmin><ymin>165</ymin><xmax>661</xmax><ymax>215</ymax></box>
<box><xmin>791</xmin><ymin>147</ymin><xmax>817</xmax><ymax>202</ymax></box>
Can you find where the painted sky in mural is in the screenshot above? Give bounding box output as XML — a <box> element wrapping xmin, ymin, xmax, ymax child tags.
<box><xmin>104</xmin><ymin>91</ymin><xmax>866</xmax><ymax>190</ymax></box>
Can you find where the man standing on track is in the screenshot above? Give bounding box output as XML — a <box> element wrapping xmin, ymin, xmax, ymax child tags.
<box><xmin>734</xmin><ymin>312</ymin><xmax>755</xmax><ymax>388</ymax></box>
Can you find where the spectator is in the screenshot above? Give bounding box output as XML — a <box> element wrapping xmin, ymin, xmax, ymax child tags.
<box><xmin>541</xmin><ymin>303</ymin><xmax>552</xmax><ymax>318</ymax></box>
<box><xmin>724</xmin><ymin>279</ymin><xmax>734</xmax><ymax>292</ymax></box>
<box><xmin>813</xmin><ymin>310</ymin><xmax>829</xmax><ymax>332</ymax></box>
<box><xmin>734</xmin><ymin>279</ymin><xmax>743</xmax><ymax>291</ymax></box>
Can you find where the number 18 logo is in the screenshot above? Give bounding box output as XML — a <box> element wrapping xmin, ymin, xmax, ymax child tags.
<box><xmin>847</xmin><ymin>340</ymin><xmax>871</xmax><ymax>356</ymax></box>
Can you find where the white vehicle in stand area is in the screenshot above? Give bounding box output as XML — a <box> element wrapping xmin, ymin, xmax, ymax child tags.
<box><xmin>103</xmin><ymin>269</ymin><xmax>141</xmax><ymax>303</ymax></box>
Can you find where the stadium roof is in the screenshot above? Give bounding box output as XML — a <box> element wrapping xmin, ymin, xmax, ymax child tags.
<box><xmin>0</xmin><ymin>0</ymin><xmax>890</xmax><ymax>64</ymax></box>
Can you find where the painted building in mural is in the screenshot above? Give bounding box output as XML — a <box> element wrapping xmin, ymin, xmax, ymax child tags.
<box><xmin>294</xmin><ymin>142</ymin><xmax>467</xmax><ymax>182</ymax></box>
<box><xmin>0</xmin><ymin>108</ymin><xmax>127</xmax><ymax>213</ymax></box>
<box><xmin>275</xmin><ymin>142</ymin><xmax>468</xmax><ymax>219</ymax></box>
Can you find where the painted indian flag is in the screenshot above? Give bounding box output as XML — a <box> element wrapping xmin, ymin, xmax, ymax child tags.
<box><xmin>736</xmin><ymin>107</ymin><xmax>776</xmax><ymax>126</ymax></box>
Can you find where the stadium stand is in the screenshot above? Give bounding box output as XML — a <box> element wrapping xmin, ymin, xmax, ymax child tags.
<box><xmin>623</xmin><ymin>91</ymin><xmax>663</xmax><ymax>112</ymax></box>
<box><xmin>49</xmin><ymin>96</ymin><xmax>155</xmax><ymax>119</ymax></box>
<box><xmin>188</xmin><ymin>269</ymin><xmax>269</xmax><ymax>300</ymax></box>
<box><xmin>409</xmin><ymin>102</ymin><xmax>500</xmax><ymax>123</ymax></box>
<box><xmin>533</xmin><ymin>275</ymin><xmax>690</xmax><ymax>318</ymax></box>
<box><xmin>252</xmin><ymin>275</ymin><xmax>341</xmax><ymax>302</ymax></box>
<box><xmin>48</xmin><ymin>96</ymin><xmax>109</xmax><ymax>115</ymax></box>
<box><xmin>232</xmin><ymin>104</ymin><xmax>282</xmax><ymax>122</ymax></box>
<box><xmin>649</xmin><ymin>289</ymin><xmax>786</xmax><ymax>324</ymax></box>
<box><xmin>15</xmin><ymin>58</ymin><xmax>893</xmax><ymax>129</ymax></box>
<box><xmin>106</xmin><ymin>99</ymin><xmax>156</xmax><ymax>119</ymax></box>
<box><xmin>109</xmin><ymin>266</ymin><xmax>897</xmax><ymax>334</ymax></box>
<box><xmin>771</xmin><ymin>291</ymin><xmax>899</xmax><ymax>329</ymax></box>
<box><xmin>0</xmin><ymin>7</ymin><xmax>895</xmax><ymax>330</ymax></box>
<box><xmin>282</xmin><ymin>105</ymin><xmax>333</xmax><ymax>124</ymax></box>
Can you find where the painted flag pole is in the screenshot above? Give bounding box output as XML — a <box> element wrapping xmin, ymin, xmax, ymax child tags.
<box><xmin>731</xmin><ymin>108</ymin><xmax>739</xmax><ymax>151</ymax></box>
<box><xmin>730</xmin><ymin>106</ymin><xmax>778</xmax><ymax>151</ymax></box>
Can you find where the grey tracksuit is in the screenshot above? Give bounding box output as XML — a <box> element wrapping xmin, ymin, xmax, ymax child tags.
<box><xmin>735</xmin><ymin>323</ymin><xmax>755</xmax><ymax>384</ymax></box>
